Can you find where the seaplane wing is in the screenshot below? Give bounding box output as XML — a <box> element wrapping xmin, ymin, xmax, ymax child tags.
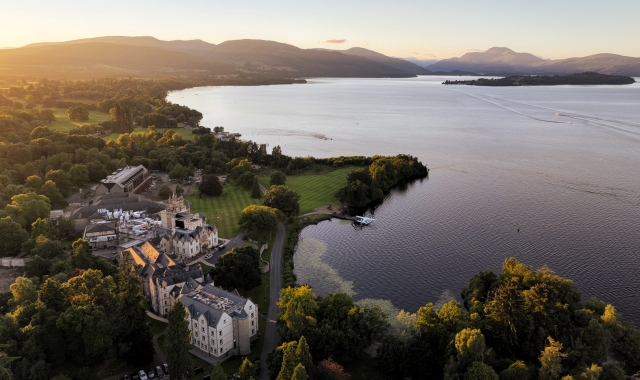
<box><xmin>355</xmin><ymin>216</ymin><xmax>376</xmax><ymax>224</ymax></box>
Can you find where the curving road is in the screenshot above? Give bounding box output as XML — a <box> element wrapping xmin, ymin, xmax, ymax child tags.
<box><xmin>259</xmin><ymin>222</ymin><xmax>285</xmax><ymax>380</ymax></box>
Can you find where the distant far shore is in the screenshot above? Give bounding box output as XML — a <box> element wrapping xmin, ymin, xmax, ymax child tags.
<box><xmin>442</xmin><ymin>72</ymin><xmax>636</xmax><ymax>86</ymax></box>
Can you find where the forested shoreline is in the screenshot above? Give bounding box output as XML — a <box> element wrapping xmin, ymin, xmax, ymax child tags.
<box><xmin>269</xmin><ymin>258</ymin><xmax>640</xmax><ymax>380</ymax></box>
<box><xmin>443</xmin><ymin>72</ymin><xmax>636</xmax><ymax>86</ymax></box>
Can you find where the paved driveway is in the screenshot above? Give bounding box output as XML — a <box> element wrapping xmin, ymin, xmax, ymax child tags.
<box><xmin>259</xmin><ymin>222</ymin><xmax>285</xmax><ymax>380</ymax></box>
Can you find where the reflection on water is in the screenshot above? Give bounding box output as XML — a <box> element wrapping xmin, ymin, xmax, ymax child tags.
<box><xmin>170</xmin><ymin>77</ymin><xmax>640</xmax><ymax>324</ymax></box>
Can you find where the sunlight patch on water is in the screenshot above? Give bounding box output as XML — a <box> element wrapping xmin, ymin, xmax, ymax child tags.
<box><xmin>294</xmin><ymin>238</ymin><xmax>355</xmax><ymax>296</ymax></box>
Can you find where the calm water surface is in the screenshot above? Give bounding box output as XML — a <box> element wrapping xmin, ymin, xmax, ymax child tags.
<box><xmin>169</xmin><ymin>77</ymin><xmax>640</xmax><ymax>323</ymax></box>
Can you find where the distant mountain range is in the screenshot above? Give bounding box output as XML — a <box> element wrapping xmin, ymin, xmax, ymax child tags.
<box><xmin>1</xmin><ymin>37</ymin><xmax>639</xmax><ymax>79</ymax></box>
<box><xmin>428</xmin><ymin>47</ymin><xmax>640</xmax><ymax>76</ymax></box>
<box><xmin>0</xmin><ymin>37</ymin><xmax>428</xmax><ymax>79</ymax></box>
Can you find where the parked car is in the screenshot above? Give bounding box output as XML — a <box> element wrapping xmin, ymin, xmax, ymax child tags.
<box><xmin>163</xmin><ymin>364</ymin><xmax>169</xmax><ymax>375</ymax></box>
<box><xmin>219</xmin><ymin>245</ymin><xmax>226</xmax><ymax>250</ymax></box>
<box><xmin>147</xmin><ymin>369</ymin><xmax>155</xmax><ymax>379</ymax></box>
<box><xmin>155</xmin><ymin>366</ymin><xmax>164</xmax><ymax>377</ymax></box>
<box><xmin>130</xmin><ymin>372</ymin><xmax>140</xmax><ymax>380</ymax></box>
<box><xmin>204</xmin><ymin>253</ymin><xmax>213</xmax><ymax>259</ymax></box>
<box><xmin>122</xmin><ymin>375</ymin><xmax>131</xmax><ymax>380</ymax></box>
<box><xmin>194</xmin><ymin>366</ymin><xmax>204</xmax><ymax>375</ymax></box>
<box><xmin>138</xmin><ymin>370</ymin><xmax>148</xmax><ymax>380</ymax></box>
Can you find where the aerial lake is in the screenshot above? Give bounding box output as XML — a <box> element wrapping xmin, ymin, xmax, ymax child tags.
<box><xmin>169</xmin><ymin>77</ymin><xmax>640</xmax><ymax>323</ymax></box>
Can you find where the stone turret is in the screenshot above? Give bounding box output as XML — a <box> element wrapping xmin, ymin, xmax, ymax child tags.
<box><xmin>160</xmin><ymin>192</ymin><xmax>189</xmax><ymax>228</ymax></box>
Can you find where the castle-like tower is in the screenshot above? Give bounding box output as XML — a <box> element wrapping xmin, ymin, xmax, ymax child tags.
<box><xmin>160</xmin><ymin>193</ymin><xmax>189</xmax><ymax>228</ymax></box>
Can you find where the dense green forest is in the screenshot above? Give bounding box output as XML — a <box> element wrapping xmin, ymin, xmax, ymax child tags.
<box><xmin>269</xmin><ymin>259</ymin><xmax>640</xmax><ymax>380</ymax></box>
<box><xmin>443</xmin><ymin>72</ymin><xmax>636</xmax><ymax>86</ymax></box>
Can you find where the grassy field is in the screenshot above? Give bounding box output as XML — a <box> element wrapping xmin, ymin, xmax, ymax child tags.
<box><xmin>259</xmin><ymin>166</ymin><xmax>355</xmax><ymax>214</ymax></box>
<box><xmin>48</xmin><ymin>107</ymin><xmax>112</xmax><ymax>132</ymax></box>
<box><xmin>188</xmin><ymin>185</ymin><xmax>262</xmax><ymax>238</ymax></box>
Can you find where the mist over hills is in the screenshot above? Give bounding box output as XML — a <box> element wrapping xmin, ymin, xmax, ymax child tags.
<box><xmin>428</xmin><ymin>47</ymin><xmax>640</xmax><ymax>76</ymax></box>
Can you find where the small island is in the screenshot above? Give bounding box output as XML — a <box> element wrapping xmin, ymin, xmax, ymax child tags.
<box><xmin>443</xmin><ymin>71</ymin><xmax>636</xmax><ymax>86</ymax></box>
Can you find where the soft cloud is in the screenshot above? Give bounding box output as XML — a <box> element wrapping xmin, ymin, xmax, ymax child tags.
<box><xmin>467</xmin><ymin>49</ymin><xmax>484</xmax><ymax>52</ymax></box>
<box><xmin>319</xmin><ymin>39</ymin><xmax>347</xmax><ymax>44</ymax></box>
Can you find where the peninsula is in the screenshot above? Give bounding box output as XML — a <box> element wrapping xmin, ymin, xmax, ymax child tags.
<box><xmin>443</xmin><ymin>71</ymin><xmax>636</xmax><ymax>86</ymax></box>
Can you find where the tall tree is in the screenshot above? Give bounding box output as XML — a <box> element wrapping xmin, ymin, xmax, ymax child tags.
<box><xmin>295</xmin><ymin>336</ymin><xmax>313</xmax><ymax>374</ymax></box>
<box><xmin>211</xmin><ymin>246</ymin><xmax>262</xmax><ymax>290</ymax></box>
<box><xmin>539</xmin><ymin>337</ymin><xmax>566</xmax><ymax>380</ymax></box>
<box><xmin>210</xmin><ymin>365</ymin><xmax>227</xmax><ymax>380</ymax></box>
<box><xmin>269</xmin><ymin>171</ymin><xmax>287</xmax><ymax>186</ymax></box>
<box><xmin>114</xmin><ymin>257</ymin><xmax>153</xmax><ymax>365</ymax></box>
<box><xmin>291</xmin><ymin>364</ymin><xmax>308</xmax><ymax>380</ymax></box>
<box><xmin>277</xmin><ymin>343</ymin><xmax>298</xmax><ymax>380</ymax></box>
<box><xmin>165</xmin><ymin>300</ymin><xmax>193</xmax><ymax>380</ymax></box>
<box><xmin>277</xmin><ymin>286</ymin><xmax>318</xmax><ymax>338</ymax></box>
<box><xmin>239</xmin><ymin>357</ymin><xmax>255</xmax><ymax>380</ymax></box>
<box><xmin>465</xmin><ymin>362</ymin><xmax>498</xmax><ymax>380</ymax></box>
<box><xmin>263</xmin><ymin>185</ymin><xmax>300</xmax><ymax>217</ymax></box>
<box><xmin>0</xmin><ymin>217</ymin><xmax>29</xmax><ymax>257</ymax></box>
<box><xmin>199</xmin><ymin>175</ymin><xmax>223</xmax><ymax>197</ymax></box>
<box><xmin>238</xmin><ymin>205</ymin><xmax>281</xmax><ymax>235</ymax></box>
<box><xmin>8</xmin><ymin>192</ymin><xmax>51</xmax><ymax>227</ymax></box>
<box><xmin>251</xmin><ymin>176</ymin><xmax>262</xmax><ymax>198</ymax></box>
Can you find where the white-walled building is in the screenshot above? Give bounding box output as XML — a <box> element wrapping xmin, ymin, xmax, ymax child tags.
<box><xmin>181</xmin><ymin>284</ymin><xmax>258</xmax><ymax>358</ymax></box>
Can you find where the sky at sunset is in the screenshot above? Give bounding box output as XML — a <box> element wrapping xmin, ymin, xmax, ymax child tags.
<box><xmin>3</xmin><ymin>0</ymin><xmax>639</xmax><ymax>59</ymax></box>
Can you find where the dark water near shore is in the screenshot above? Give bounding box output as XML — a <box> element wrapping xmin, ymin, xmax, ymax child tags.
<box><xmin>169</xmin><ymin>77</ymin><xmax>640</xmax><ymax>323</ymax></box>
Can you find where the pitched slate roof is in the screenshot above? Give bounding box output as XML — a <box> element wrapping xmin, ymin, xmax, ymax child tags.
<box><xmin>84</xmin><ymin>222</ymin><xmax>116</xmax><ymax>233</ymax></box>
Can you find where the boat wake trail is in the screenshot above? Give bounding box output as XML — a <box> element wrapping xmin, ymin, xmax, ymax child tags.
<box><xmin>490</xmin><ymin>96</ymin><xmax>640</xmax><ymax>146</ymax></box>
<box><xmin>449</xmin><ymin>89</ymin><xmax>572</xmax><ymax>124</ymax></box>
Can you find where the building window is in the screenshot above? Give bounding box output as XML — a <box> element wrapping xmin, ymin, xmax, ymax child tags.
<box><xmin>164</xmin><ymin>301</ymin><xmax>167</xmax><ymax>305</ymax></box>
<box><xmin>165</xmin><ymin>308</ymin><xmax>167</xmax><ymax>314</ymax></box>
<box><xmin>219</xmin><ymin>331</ymin><xmax>222</xmax><ymax>336</ymax></box>
<box><xmin>249</xmin><ymin>305</ymin><xmax>252</xmax><ymax>310</ymax></box>
<box><xmin>223</xmin><ymin>319</ymin><xmax>226</xmax><ymax>324</ymax></box>
<box><xmin>202</xmin><ymin>327</ymin><xmax>204</xmax><ymax>332</ymax></box>
<box><xmin>252</xmin><ymin>329</ymin><xmax>255</xmax><ymax>335</ymax></box>
<box><xmin>251</xmin><ymin>320</ymin><xmax>254</xmax><ymax>326</ymax></box>
<box><xmin>251</xmin><ymin>313</ymin><xmax>254</xmax><ymax>318</ymax></box>
<box><xmin>194</xmin><ymin>323</ymin><xmax>198</xmax><ymax>328</ymax></box>
<box><xmin>219</xmin><ymin>339</ymin><xmax>223</xmax><ymax>345</ymax></box>
<box><xmin>195</xmin><ymin>332</ymin><xmax>198</xmax><ymax>337</ymax></box>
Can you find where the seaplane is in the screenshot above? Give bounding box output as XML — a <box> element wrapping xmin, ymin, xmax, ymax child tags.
<box><xmin>354</xmin><ymin>215</ymin><xmax>376</xmax><ymax>225</ymax></box>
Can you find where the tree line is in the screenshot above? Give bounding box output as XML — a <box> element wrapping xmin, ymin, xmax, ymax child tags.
<box><xmin>268</xmin><ymin>258</ymin><xmax>640</xmax><ymax>380</ymax></box>
<box><xmin>336</xmin><ymin>155</ymin><xmax>428</xmax><ymax>207</ymax></box>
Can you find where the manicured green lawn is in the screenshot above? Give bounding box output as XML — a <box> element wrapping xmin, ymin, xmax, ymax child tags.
<box><xmin>259</xmin><ymin>166</ymin><xmax>354</xmax><ymax>214</ymax></box>
<box><xmin>48</xmin><ymin>107</ymin><xmax>112</xmax><ymax>132</ymax></box>
<box><xmin>188</xmin><ymin>185</ymin><xmax>262</xmax><ymax>238</ymax></box>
